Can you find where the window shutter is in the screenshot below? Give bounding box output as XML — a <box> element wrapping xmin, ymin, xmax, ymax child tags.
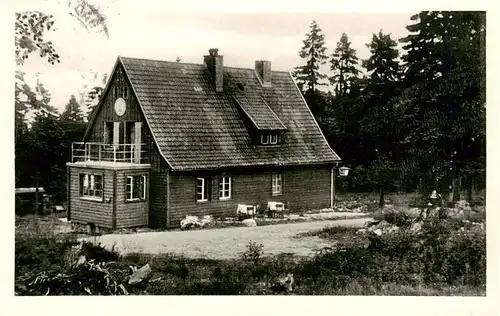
<box><xmin>113</xmin><ymin>122</ymin><xmax>120</xmax><ymax>146</ymax></box>
<box><xmin>134</xmin><ymin>122</ymin><xmax>142</xmax><ymax>163</ymax></box>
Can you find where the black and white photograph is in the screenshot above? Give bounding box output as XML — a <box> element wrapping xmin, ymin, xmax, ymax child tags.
<box><xmin>8</xmin><ymin>0</ymin><xmax>491</xmax><ymax>306</ymax></box>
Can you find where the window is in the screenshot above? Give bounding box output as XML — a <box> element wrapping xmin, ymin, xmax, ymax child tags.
<box><xmin>219</xmin><ymin>176</ymin><xmax>232</xmax><ymax>200</ymax></box>
<box><xmin>270</xmin><ymin>134</ymin><xmax>278</xmax><ymax>145</ymax></box>
<box><xmin>126</xmin><ymin>175</ymin><xmax>146</xmax><ymax>201</ymax></box>
<box><xmin>272</xmin><ymin>173</ymin><xmax>283</xmax><ymax>196</ymax></box>
<box><xmin>79</xmin><ymin>174</ymin><xmax>103</xmax><ymax>200</ymax></box>
<box><xmin>196</xmin><ymin>177</ymin><xmax>211</xmax><ymax>202</ymax></box>
<box><xmin>123</xmin><ymin>86</ymin><xmax>128</xmax><ymax>99</ymax></box>
<box><xmin>260</xmin><ymin>133</ymin><xmax>279</xmax><ymax>145</ymax></box>
<box><xmin>261</xmin><ymin>134</ymin><xmax>270</xmax><ymax>145</ymax></box>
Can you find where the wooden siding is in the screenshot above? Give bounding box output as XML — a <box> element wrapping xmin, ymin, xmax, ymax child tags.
<box><xmin>115</xmin><ymin>169</ymin><xmax>149</xmax><ymax>228</ymax></box>
<box><xmin>87</xmin><ymin>64</ymin><xmax>144</xmax><ymax>142</ymax></box>
<box><xmin>168</xmin><ymin>165</ymin><xmax>332</xmax><ymax>228</ymax></box>
<box><xmin>68</xmin><ymin>166</ymin><xmax>114</xmax><ymax>228</ymax></box>
<box><xmin>83</xmin><ymin>62</ymin><xmax>171</xmax><ymax>228</ymax></box>
<box><xmin>149</xmin><ymin>161</ymin><xmax>169</xmax><ymax>228</ymax></box>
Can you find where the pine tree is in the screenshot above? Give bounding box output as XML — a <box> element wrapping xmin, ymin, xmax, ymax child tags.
<box><xmin>361</xmin><ymin>30</ymin><xmax>401</xmax><ymax>158</ymax></box>
<box><xmin>293</xmin><ymin>20</ymin><xmax>329</xmax><ymax>93</ymax></box>
<box><xmin>329</xmin><ymin>33</ymin><xmax>360</xmax><ymax>96</ymax></box>
<box><xmin>397</xmin><ymin>11</ymin><xmax>486</xmax><ymax>200</ymax></box>
<box><xmin>61</xmin><ymin>94</ymin><xmax>84</xmax><ymax>122</ymax></box>
<box><xmin>361</xmin><ymin>31</ymin><xmax>403</xmax><ymax>207</ymax></box>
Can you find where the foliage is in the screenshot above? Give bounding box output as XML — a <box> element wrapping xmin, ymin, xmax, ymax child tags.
<box><xmin>15</xmin><ymin>238</ymin><xmax>78</xmax><ymax>275</ymax></box>
<box><xmin>241</xmin><ymin>241</ymin><xmax>264</xmax><ymax>264</ymax></box>
<box><xmin>15</xmin><ymin>12</ymin><xmax>59</xmax><ymax>65</ymax></box>
<box><xmin>15</xmin><ymin>238</ymin><xmax>123</xmax><ymax>296</ymax></box>
<box><xmin>80</xmin><ymin>242</ymin><xmax>120</xmax><ymax>262</ymax></box>
<box><xmin>397</xmin><ymin>11</ymin><xmax>486</xmax><ymax>197</ymax></box>
<box><xmin>15</xmin><ymin>214</ymin><xmax>485</xmax><ymax>295</ymax></box>
<box><xmin>69</xmin><ymin>0</ymin><xmax>109</xmax><ymax>38</ymax></box>
<box><xmin>373</xmin><ymin>209</ymin><xmax>414</xmax><ymax>229</ymax></box>
<box><xmin>293</xmin><ymin>20</ymin><xmax>329</xmax><ymax>92</ymax></box>
<box><xmin>293</xmin><ymin>12</ymin><xmax>485</xmax><ymax>198</ymax></box>
<box><xmin>329</xmin><ymin>33</ymin><xmax>361</xmax><ymax>95</ymax></box>
<box><xmin>61</xmin><ymin>94</ymin><xmax>85</xmax><ymax>122</ymax></box>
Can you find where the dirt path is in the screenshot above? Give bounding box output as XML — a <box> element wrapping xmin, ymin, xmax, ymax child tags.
<box><xmin>90</xmin><ymin>217</ymin><xmax>372</xmax><ymax>260</ymax></box>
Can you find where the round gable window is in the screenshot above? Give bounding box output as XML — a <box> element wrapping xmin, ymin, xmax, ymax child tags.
<box><xmin>114</xmin><ymin>98</ymin><xmax>126</xmax><ymax>116</ymax></box>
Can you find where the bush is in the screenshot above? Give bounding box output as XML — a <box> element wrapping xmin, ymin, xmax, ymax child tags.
<box><xmin>15</xmin><ymin>238</ymin><xmax>124</xmax><ymax>295</ymax></box>
<box><xmin>81</xmin><ymin>241</ymin><xmax>119</xmax><ymax>262</ymax></box>
<box><xmin>15</xmin><ymin>237</ymin><xmax>78</xmax><ymax>275</ymax></box>
<box><xmin>241</xmin><ymin>241</ymin><xmax>264</xmax><ymax>264</ymax></box>
<box><xmin>373</xmin><ymin>209</ymin><xmax>414</xmax><ymax>229</ymax></box>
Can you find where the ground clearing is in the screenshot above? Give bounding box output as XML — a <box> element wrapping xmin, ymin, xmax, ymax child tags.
<box><xmin>90</xmin><ymin>217</ymin><xmax>372</xmax><ymax>260</ymax></box>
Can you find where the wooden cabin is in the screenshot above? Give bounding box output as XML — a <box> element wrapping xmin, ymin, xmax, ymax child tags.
<box><xmin>66</xmin><ymin>48</ymin><xmax>341</xmax><ymax>229</ymax></box>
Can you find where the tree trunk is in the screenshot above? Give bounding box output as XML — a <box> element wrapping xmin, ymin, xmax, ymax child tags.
<box><xmin>34</xmin><ymin>173</ymin><xmax>39</xmax><ymax>216</ymax></box>
<box><xmin>455</xmin><ymin>176</ymin><xmax>462</xmax><ymax>202</ymax></box>
<box><xmin>378</xmin><ymin>188</ymin><xmax>385</xmax><ymax>208</ymax></box>
<box><xmin>467</xmin><ymin>176</ymin><xmax>473</xmax><ymax>202</ymax></box>
<box><xmin>448</xmin><ymin>176</ymin><xmax>462</xmax><ymax>205</ymax></box>
<box><xmin>469</xmin><ymin>177</ymin><xmax>476</xmax><ymax>203</ymax></box>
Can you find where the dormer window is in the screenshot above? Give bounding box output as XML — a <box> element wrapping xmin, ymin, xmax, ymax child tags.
<box><xmin>261</xmin><ymin>134</ymin><xmax>269</xmax><ymax>145</ymax></box>
<box><xmin>260</xmin><ymin>132</ymin><xmax>280</xmax><ymax>145</ymax></box>
<box><xmin>270</xmin><ymin>134</ymin><xmax>278</xmax><ymax>145</ymax></box>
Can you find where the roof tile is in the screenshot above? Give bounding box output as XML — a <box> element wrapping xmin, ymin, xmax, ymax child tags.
<box><xmin>119</xmin><ymin>56</ymin><xmax>340</xmax><ymax>171</ymax></box>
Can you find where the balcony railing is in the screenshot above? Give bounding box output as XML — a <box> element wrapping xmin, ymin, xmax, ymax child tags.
<box><xmin>72</xmin><ymin>142</ymin><xmax>147</xmax><ymax>164</ymax></box>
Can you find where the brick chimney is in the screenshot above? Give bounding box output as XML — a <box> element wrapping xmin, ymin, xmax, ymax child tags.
<box><xmin>204</xmin><ymin>48</ymin><xmax>224</xmax><ymax>92</ymax></box>
<box><xmin>255</xmin><ymin>60</ymin><xmax>272</xmax><ymax>87</ymax></box>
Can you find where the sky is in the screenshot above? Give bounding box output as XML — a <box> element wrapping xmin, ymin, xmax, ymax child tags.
<box><xmin>16</xmin><ymin>0</ymin><xmax>415</xmax><ymax>112</ymax></box>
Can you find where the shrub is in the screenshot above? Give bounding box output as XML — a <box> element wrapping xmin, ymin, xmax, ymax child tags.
<box><xmin>15</xmin><ymin>237</ymin><xmax>78</xmax><ymax>275</ymax></box>
<box><xmin>80</xmin><ymin>241</ymin><xmax>119</xmax><ymax>262</ymax></box>
<box><xmin>241</xmin><ymin>241</ymin><xmax>264</xmax><ymax>264</ymax></box>
<box><xmin>373</xmin><ymin>209</ymin><xmax>414</xmax><ymax>229</ymax></box>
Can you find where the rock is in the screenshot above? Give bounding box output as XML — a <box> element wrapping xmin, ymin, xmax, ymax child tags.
<box><xmin>180</xmin><ymin>215</ymin><xmax>204</xmax><ymax>229</ymax></box>
<box><xmin>271</xmin><ymin>273</ymin><xmax>294</xmax><ymax>293</ymax></box>
<box><xmin>409</xmin><ymin>222</ymin><xmax>423</xmax><ymax>234</ymax></box>
<box><xmin>446</xmin><ymin>208</ymin><xmax>460</xmax><ymax>217</ymax></box>
<box><xmin>405</xmin><ymin>208</ymin><xmax>422</xmax><ymax>218</ymax></box>
<box><xmin>456</xmin><ymin>200</ymin><xmax>470</xmax><ymax>209</ymax></box>
<box><xmin>128</xmin><ymin>264</ymin><xmax>152</xmax><ymax>285</ymax></box>
<box><xmin>364</xmin><ymin>220</ymin><xmax>381</xmax><ymax>228</ymax></box>
<box><xmin>200</xmin><ymin>215</ymin><xmax>214</xmax><ymax>226</ymax></box>
<box><xmin>119</xmin><ymin>284</ymin><xmax>129</xmax><ymax>295</ymax></box>
<box><xmin>242</xmin><ymin>219</ymin><xmax>257</xmax><ymax>227</ymax></box>
<box><xmin>76</xmin><ymin>255</ymin><xmax>86</xmax><ymax>266</ymax></box>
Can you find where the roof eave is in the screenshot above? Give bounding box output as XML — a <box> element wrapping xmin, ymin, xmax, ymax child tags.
<box><xmin>83</xmin><ymin>57</ymin><xmax>122</xmax><ymax>141</ymax></box>
<box><xmin>120</xmin><ymin>57</ymin><xmax>175</xmax><ymax>170</ymax></box>
<box><xmin>288</xmin><ymin>71</ymin><xmax>342</xmax><ymax>162</ymax></box>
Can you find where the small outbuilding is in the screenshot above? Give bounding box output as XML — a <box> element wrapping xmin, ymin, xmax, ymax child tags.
<box><xmin>15</xmin><ymin>187</ymin><xmax>45</xmax><ymax>215</ymax></box>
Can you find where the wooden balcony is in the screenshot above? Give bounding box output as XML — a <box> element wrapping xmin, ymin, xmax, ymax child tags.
<box><xmin>71</xmin><ymin>142</ymin><xmax>147</xmax><ymax>165</ymax></box>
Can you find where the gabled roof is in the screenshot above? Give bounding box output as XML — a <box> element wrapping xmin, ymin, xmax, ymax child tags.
<box><xmin>88</xmin><ymin>56</ymin><xmax>341</xmax><ymax>171</ymax></box>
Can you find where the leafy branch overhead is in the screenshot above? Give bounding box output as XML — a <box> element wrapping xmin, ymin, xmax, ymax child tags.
<box><xmin>15</xmin><ymin>12</ymin><xmax>59</xmax><ymax>65</ymax></box>
<box><xmin>69</xmin><ymin>0</ymin><xmax>109</xmax><ymax>39</ymax></box>
<box><xmin>15</xmin><ymin>1</ymin><xmax>109</xmax><ymax>66</ymax></box>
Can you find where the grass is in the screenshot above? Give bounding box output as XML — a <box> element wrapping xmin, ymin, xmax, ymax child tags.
<box><xmin>15</xmin><ymin>191</ymin><xmax>486</xmax><ymax>296</ymax></box>
<box><xmin>15</xmin><ymin>216</ymin><xmax>486</xmax><ymax>295</ymax></box>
